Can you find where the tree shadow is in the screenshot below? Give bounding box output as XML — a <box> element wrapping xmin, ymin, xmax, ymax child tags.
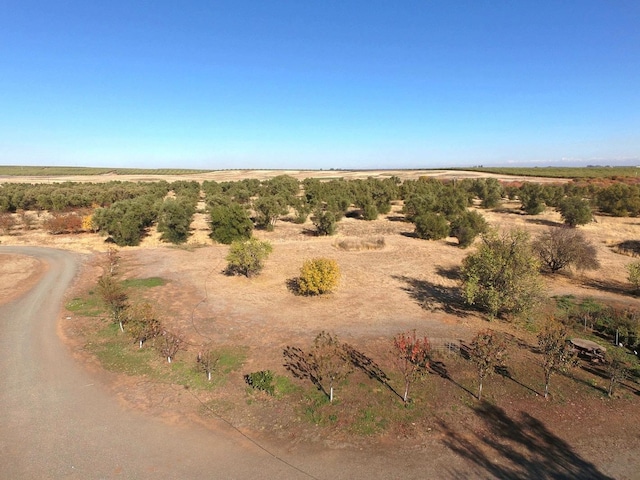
<box><xmin>495</xmin><ymin>365</ymin><xmax>540</xmax><ymax>396</ymax></box>
<box><xmin>525</xmin><ymin>217</ymin><xmax>563</xmax><ymax>227</ymax></box>
<box><xmin>438</xmin><ymin>401</ymin><xmax>614</xmax><ymax>479</ymax></box>
<box><xmin>344</xmin><ymin>344</ymin><xmax>403</xmax><ymax>401</ymax></box>
<box><xmin>578</xmin><ymin>277</ymin><xmax>633</xmax><ymax>297</ymax></box>
<box><xmin>282</xmin><ymin>345</ymin><xmax>327</xmax><ymax>398</ymax></box>
<box><xmin>285</xmin><ymin>277</ymin><xmax>301</xmax><ymax>294</ymax></box>
<box><xmin>435</xmin><ymin>265</ymin><xmax>461</xmax><ymax>281</ymax></box>
<box><xmin>393</xmin><ymin>275</ymin><xmax>470</xmax><ymax>317</ymax></box>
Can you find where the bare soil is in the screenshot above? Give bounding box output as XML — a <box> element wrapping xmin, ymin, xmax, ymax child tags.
<box><xmin>2</xmin><ymin>170</ymin><xmax>639</xmax><ymax>478</ymax></box>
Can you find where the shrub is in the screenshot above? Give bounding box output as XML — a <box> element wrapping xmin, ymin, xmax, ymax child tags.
<box><xmin>0</xmin><ymin>213</ymin><xmax>16</xmax><ymax>235</ymax></box>
<box><xmin>298</xmin><ymin>258</ymin><xmax>340</xmax><ymax>295</ymax></box>
<box><xmin>225</xmin><ymin>238</ymin><xmax>273</xmax><ymax>277</ymax></box>
<box><xmin>628</xmin><ymin>261</ymin><xmax>640</xmax><ymax>291</ymax></box>
<box><xmin>244</xmin><ymin>370</ymin><xmax>275</xmax><ymax>395</ymax></box>
<box><xmin>43</xmin><ymin>213</ymin><xmax>83</xmax><ymax>234</ymax></box>
<box><xmin>413</xmin><ymin>212</ymin><xmax>449</xmax><ymax>240</ymax></box>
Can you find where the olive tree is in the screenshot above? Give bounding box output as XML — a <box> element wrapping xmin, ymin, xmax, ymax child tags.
<box><xmin>461</xmin><ymin>228</ymin><xmax>544</xmax><ymax>318</ymax></box>
<box><xmin>537</xmin><ymin>318</ymin><xmax>575</xmax><ymax>399</ymax></box>
<box><xmin>468</xmin><ymin>329</ymin><xmax>508</xmax><ymax>400</ymax></box>
<box><xmin>225</xmin><ymin>238</ymin><xmax>272</xmax><ymax>278</ymax></box>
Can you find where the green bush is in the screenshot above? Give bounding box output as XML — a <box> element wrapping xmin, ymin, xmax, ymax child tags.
<box><xmin>628</xmin><ymin>261</ymin><xmax>640</xmax><ymax>291</ymax></box>
<box><xmin>298</xmin><ymin>258</ymin><xmax>340</xmax><ymax>295</ymax></box>
<box><xmin>157</xmin><ymin>199</ymin><xmax>195</xmax><ymax>244</ymax></box>
<box><xmin>244</xmin><ymin>370</ymin><xmax>275</xmax><ymax>395</ymax></box>
<box><xmin>558</xmin><ymin>196</ymin><xmax>593</xmax><ymax>227</ymax></box>
<box><xmin>209</xmin><ymin>203</ymin><xmax>253</xmax><ymax>244</ymax></box>
<box><xmin>414</xmin><ymin>212</ymin><xmax>449</xmax><ymax>240</ymax></box>
<box><xmin>450</xmin><ymin>210</ymin><xmax>488</xmax><ymax>248</ymax></box>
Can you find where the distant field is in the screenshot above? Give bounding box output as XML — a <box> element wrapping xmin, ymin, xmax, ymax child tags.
<box><xmin>0</xmin><ymin>166</ymin><xmax>213</xmax><ymax>176</ymax></box>
<box><xmin>457</xmin><ymin>166</ymin><xmax>640</xmax><ymax>178</ymax></box>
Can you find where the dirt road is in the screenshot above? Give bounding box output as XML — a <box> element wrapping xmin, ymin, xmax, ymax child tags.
<box><xmin>0</xmin><ymin>247</ymin><xmax>467</xmax><ymax>479</ymax></box>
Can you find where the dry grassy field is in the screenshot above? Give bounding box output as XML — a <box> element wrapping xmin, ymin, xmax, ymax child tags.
<box><xmin>2</xmin><ymin>169</ymin><xmax>639</xmax><ymax>478</ymax></box>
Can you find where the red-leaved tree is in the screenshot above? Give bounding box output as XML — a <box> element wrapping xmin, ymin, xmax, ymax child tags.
<box><xmin>392</xmin><ymin>330</ymin><xmax>431</xmax><ymax>404</ymax></box>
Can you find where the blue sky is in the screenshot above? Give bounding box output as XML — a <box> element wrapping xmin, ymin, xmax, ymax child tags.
<box><xmin>1</xmin><ymin>1</ymin><xmax>639</xmax><ymax>170</ymax></box>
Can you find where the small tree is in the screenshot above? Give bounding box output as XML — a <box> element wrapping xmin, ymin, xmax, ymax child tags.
<box><xmin>413</xmin><ymin>212</ymin><xmax>449</xmax><ymax>240</ymax></box>
<box><xmin>225</xmin><ymin>238</ymin><xmax>273</xmax><ymax>278</ymax></box>
<box><xmin>604</xmin><ymin>347</ymin><xmax>632</xmax><ymax>397</ymax></box>
<box><xmin>533</xmin><ymin>227</ymin><xmax>600</xmax><ymax>274</ymax></box>
<box><xmin>537</xmin><ymin>318</ymin><xmax>575</xmax><ymax>399</ymax></box>
<box><xmin>519</xmin><ymin>182</ymin><xmax>546</xmax><ymax>215</ymax></box>
<box><xmin>96</xmin><ymin>274</ymin><xmax>129</xmax><ymax>332</ymax></box>
<box><xmin>461</xmin><ymin>228</ymin><xmax>544</xmax><ymax>319</ymax></box>
<box><xmin>468</xmin><ymin>329</ymin><xmax>508</xmax><ymax>401</ymax></box>
<box><xmin>310</xmin><ymin>331</ymin><xmax>352</xmax><ymax>402</ymax></box>
<box><xmin>558</xmin><ymin>196</ymin><xmax>593</xmax><ymax>227</ymax></box>
<box><xmin>127</xmin><ymin>302</ymin><xmax>162</xmax><ymax>348</ymax></box>
<box><xmin>197</xmin><ymin>347</ymin><xmax>220</xmax><ymax>381</ymax></box>
<box><xmin>311</xmin><ymin>208</ymin><xmax>337</xmax><ymax>236</ymax></box>
<box><xmin>298</xmin><ymin>258</ymin><xmax>340</xmax><ymax>295</ymax></box>
<box><xmin>450</xmin><ymin>210</ymin><xmax>488</xmax><ymax>248</ymax></box>
<box><xmin>158</xmin><ymin>330</ymin><xmax>183</xmax><ymax>363</ymax></box>
<box><xmin>253</xmin><ymin>195</ymin><xmax>288</xmax><ymax>231</ymax></box>
<box><xmin>392</xmin><ymin>330</ymin><xmax>431</xmax><ymax>404</ymax></box>
<box><xmin>627</xmin><ymin>261</ymin><xmax>640</xmax><ymax>292</ymax></box>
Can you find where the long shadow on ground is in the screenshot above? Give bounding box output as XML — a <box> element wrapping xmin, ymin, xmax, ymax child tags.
<box><xmin>438</xmin><ymin>401</ymin><xmax>614</xmax><ymax>479</ymax></box>
<box><xmin>393</xmin><ymin>274</ymin><xmax>470</xmax><ymax>317</ymax></box>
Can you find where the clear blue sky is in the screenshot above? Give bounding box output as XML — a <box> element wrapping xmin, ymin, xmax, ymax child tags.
<box><xmin>1</xmin><ymin>1</ymin><xmax>639</xmax><ymax>170</ymax></box>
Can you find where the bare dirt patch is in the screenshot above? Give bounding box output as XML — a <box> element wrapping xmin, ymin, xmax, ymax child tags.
<box><xmin>0</xmin><ymin>254</ymin><xmax>46</xmax><ymax>305</ymax></box>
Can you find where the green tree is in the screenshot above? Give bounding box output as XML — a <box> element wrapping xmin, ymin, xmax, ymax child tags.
<box><xmin>253</xmin><ymin>195</ymin><xmax>288</xmax><ymax>231</ymax></box>
<box><xmin>311</xmin><ymin>208</ymin><xmax>338</xmax><ymax>236</ymax></box>
<box><xmin>450</xmin><ymin>210</ymin><xmax>488</xmax><ymax>248</ymax></box>
<box><xmin>298</xmin><ymin>258</ymin><xmax>340</xmax><ymax>295</ymax></box>
<box><xmin>209</xmin><ymin>203</ymin><xmax>253</xmax><ymax>244</ymax></box>
<box><xmin>604</xmin><ymin>347</ymin><xmax>632</xmax><ymax>397</ymax></box>
<box><xmin>533</xmin><ymin>227</ymin><xmax>600</xmax><ymax>273</ymax></box>
<box><xmin>157</xmin><ymin>199</ymin><xmax>194</xmax><ymax>244</ymax></box>
<box><xmin>627</xmin><ymin>260</ymin><xmax>640</xmax><ymax>292</ymax></box>
<box><xmin>468</xmin><ymin>329</ymin><xmax>508</xmax><ymax>400</ymax></box>
<box><xmin>461</xmin><ymin>228</ymin><xmax>544</xmax><ymax>318</ymax></box>
<box><xmin>537</xmin><ymin>318</ymin><xmax>575</xmax><ymax>399</ymax></box>
<box><xmin>225</xmin><ymin>238</ymin><xmax>273</xmax><ymax>277</ymax></box>
<box><xmin>518</xmin><ymin>182</ymin><xmax>546</xmax><ymax>215</ymax></box>
<box><xmin>414</xmin><ymin>212</ymin><xmax>449</xmax><ymax>240</ymax></box>
<box><xmin>558</xmin><ymin>196</ymin><xmax>593</xmax><ymax>227</ymax></box>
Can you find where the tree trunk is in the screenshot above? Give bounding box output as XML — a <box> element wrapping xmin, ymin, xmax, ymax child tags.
<box><xmin>608</xmin><ymin>378</ymin><xmax>614</xmax><ymax>397</ymax></box>
<box><xmin>119</xmin><ymin>321</ymin><xmax>124</xmax><ymax>333</ymax></box>
<box><xmin>167</xmin><ymin>356</ymin><xmax>171</xmax><ymax>363</ymax></box>
<box><xmin>403</xmin><ymin>381</ymin><xmax>410</xmax><ymax>403</ymax></box>
<box><xmin>139</xmin><ymin>340</ymin><xmax>143</xmax><ymax>349</ymax></box>
<box><xmin>478</xmin><ymin>379</ymin><xmax>483</xmax><ymax>401</ymax></box>
<box><xmin>329</xmin><ymin>385</ymin><xmax>334</xmax><ymax>403</ymax></box>
<box><xmin>207</xmin><ymin>370</ymin><xmax>211</xmax><ymax>382</ymax></box>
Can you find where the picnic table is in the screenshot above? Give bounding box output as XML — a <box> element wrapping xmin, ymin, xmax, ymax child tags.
<box><xmin>570</xmin><ymin>338</ymin><xmax>606</xmax><ymax>362</ymax></box>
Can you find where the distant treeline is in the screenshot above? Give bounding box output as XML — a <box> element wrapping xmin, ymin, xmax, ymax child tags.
<box><xmin>457</xmin><ymin>166</ymin><xmax>640</xmax><ymax>179</ymax></box>
<box><xmin>0</xmin><ymin>166</ymin><xmax>213</xmax><ymax>176</ymax></box>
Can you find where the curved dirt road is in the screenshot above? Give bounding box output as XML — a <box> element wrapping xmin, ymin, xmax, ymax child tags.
<box><xmin>0</xmin><ymin>247</ymin><xmax>311</xmax><ymax>479</ymax></box>
<box><xmin>0</xmin><ymin>247</ymin><xmax>448</xmax><ymax>480</ymax></box>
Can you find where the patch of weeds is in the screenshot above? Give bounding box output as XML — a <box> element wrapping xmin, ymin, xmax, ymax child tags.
<box><xmin>168</xmin><ymin>360</ymin><xmax>218</xmax><ymax>391</ymax></box>
<box><xmin>120</xmin><ymin>277</ymin><xmax>166</xmax><ymax>289</ymax></box>
<box><xmin>302</xmin><ymin>390</ymin><xmax>331</xmax><ymax>426</ymax></box>
<box><xmin>351</xmin><ymin>407</ymin><xmax>386</xmax><ymax>435</ymax></box>
<box><xmin>66</xmin><ymin>293</ymin><xmax>103</xmax><ymax>317</ymax></box>
<box><xmin>199</xmin><ymin>399</ymin><xmax>236</xmax><ymax>418</ymax></box>
<box><xmin>274</xmin><ymin>374</ymin><xmax>300</xmax><ymax>398</ymax></box>
<box><xmin>89</xmin><ymin>325</ymin><xmax>157</xmax><ymax>376</ymax></box>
